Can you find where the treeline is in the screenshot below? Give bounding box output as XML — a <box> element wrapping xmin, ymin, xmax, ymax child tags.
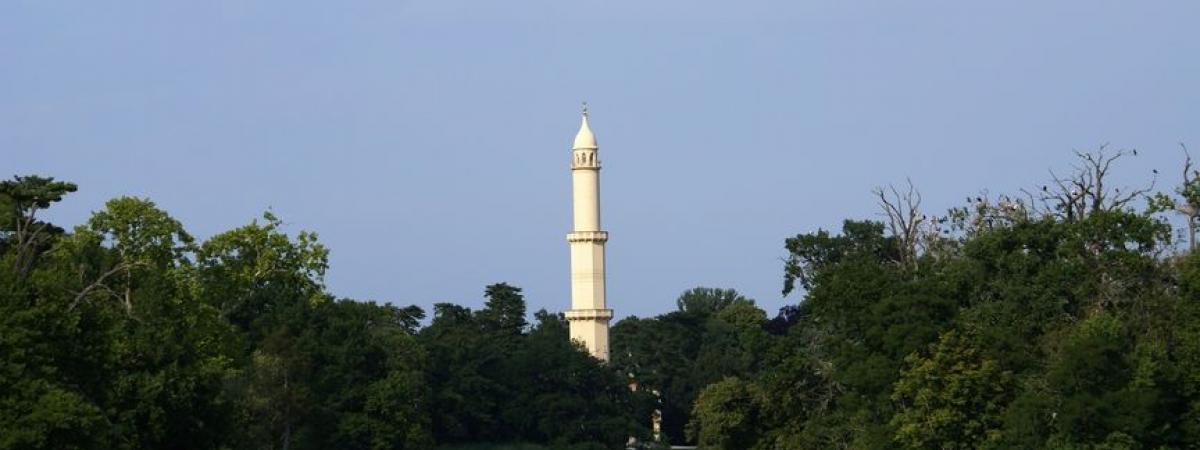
<box><xmin>0</xmin><ymin>177</ymin><xmax>646</xmax><ymax>450</ymax></box>
<box><xmin>6</xmin><ymin>147</ymin><xmax>1200</xmax><ymax>450</ymax></box>
<box><xmin>670</xmin><ymin>149</ymin><xmax>1200</xmax><ymax>449</ymax></box>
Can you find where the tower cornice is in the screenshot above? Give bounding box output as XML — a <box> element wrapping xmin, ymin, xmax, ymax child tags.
<box><xmin>565</xmin><ymin>309</ymin><xmax>614</xmax><ymax>321</ymax></box>
<box><xmin>567</xmin><ymin>230</ymin><xmax>609</xmax><ymax>243</ymax></box>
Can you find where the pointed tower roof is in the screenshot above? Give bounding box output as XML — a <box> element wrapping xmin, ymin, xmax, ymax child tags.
<box><xmin>573</xmin><ymin>103</ymin><xmax>598</xmax><ymax>150</ymax></box>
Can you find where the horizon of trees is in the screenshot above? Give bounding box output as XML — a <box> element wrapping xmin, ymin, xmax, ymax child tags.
<box><xmin>680</xmin><ymin>147</ymin><xmax>1200</xmax><ymax>449</ymax></box>
<box><xmin>5</xmin><ymin>145</ymin><xmax>1200</xmax><ymax>449</ymax></box>
<box><xmin>0</xmin><ymin>177</ymin><xmax>647</xmax><ymax>450</ymax></box>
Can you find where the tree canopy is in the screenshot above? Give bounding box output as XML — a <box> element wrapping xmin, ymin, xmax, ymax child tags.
<box><xmin>0</xmin><ymin>177</ymin><xmax>643</xmax><ymax>450</ymax></box>
<box><xmin>6</xmin><ymin>147</ymin><xmax>1200</xmax><ymax>449</ymax></box>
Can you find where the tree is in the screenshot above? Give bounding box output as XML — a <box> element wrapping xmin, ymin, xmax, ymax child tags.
<box><xmin>611</xmin><ymin>314</ymin><xmax>696</xmax><ymax>443</ymax></box>
<box><xmin>1</xmin><ymin>186</ymin><xmax>242</xmax><ymax>450</ymax></box>
<box><xmin>688</xmin><ymin>377</ymin><xmax>763</xmax><ymax>450</ymax></box>
<box><xmin>782</xmin><ymin>220</ymin><xmax>896</xmax><ymax>295</ymax></box>
<box><xmin>1148</xmin><ymin>144</ymin><xmax>1200</xmax><ymax>250</ymax></box>
<box><xmin>611</xmin><ymin>288</ymin><xmax>772</xmax><ymax>446</ymax></box>
<box><xmin>307</xmin><ymin>300</ymin><xmax>432</xmax><ymax>450</ymax></box>
<box><xmin>872</xmin><ymin>179</ymin><xmax>928</xmax><ymax>270</ymax></box>
<box><xmin>0</xmin><ymin>386</ymin><xmax>109</xmax><ymax>450</ymax></box>
<box><xmin>357</xmin><ymin>368</ymin><xmax>433</xmax><ymax>449</ymax></box>
<box><xmin>83</xmin><ymin>198</ymin><xmax>235</xmax><ymax>449</ymax></box>
<box><xmin>421</xmin><ymin>302</ymin><xmax>495</xmax><ymax>443</ymax></box>
<box><xmin>508</xmin><ymin>310</ymin><xmax>645</xmax><ymax>448</ymax></box>
<box><xmin>0</xmin><ymin>176</ymin><xmax>114</xmax><ymax>450</ymax></box>
<box><xmin>675</xmin><ymin>287</ymin><xmax>751</xmax><ymax>318</ymax></box>
<box><xmin>479</xmin><ymin>282</ymin><xmax>528</xmax><ymax>336</ymax></box>
<box><xmin>192</xmin><ymin>212</ymin><xmax>329</xmax><ymax>340</ymax></box>
<box><xmin>423</xmin><ymin>286</ymin><xmax>642</xmax><ymax>448</ymax></box>
<box><xmin>890</xmin><ymin>331</ymin><xmax>1013</xmax><ymax>450</ymax></box>
<box><xmin>244</xmin><ymin>331</ymin><xmax>312</xmax><ymax>450</ymax></box>
<box><xmin>0</xmin><ymin>175</ymin><xmax>77</xmax><ymax>280</ymax></box>
<box><xmin>83</xmin><ymin>196</ymin><xmax>194</xmax><ymax>313</ymax></box>
<box><xmin>1023</xmin><ymin>147</ymin><xmax>1155</xmax><ymax>223</ymax></box>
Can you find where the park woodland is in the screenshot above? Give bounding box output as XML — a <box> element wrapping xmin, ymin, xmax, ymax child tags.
<box><xmin>5</xmin><ymin>148</ymin><xmax>1200</xmax><ymax>450</ymax></box>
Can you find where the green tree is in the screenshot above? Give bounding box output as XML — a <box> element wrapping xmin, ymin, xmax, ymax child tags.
<box><xmin>0</xmin><ymin>177</ymin><xmax>114</xmax><ymax>450</ymax></box>
<box><xmin>82</xmin><ymin>197</ymin><xmax>235</xmax><ymax>449</ymax></box>
<box><xmin>192</xmin><ymin>212</ymin><xmax>329</xmax><ymax>343</ymax></box>
<box><xmin>611</xmin><ymin>287</ymin><xmax>771</xmax><ymax>445</ymax></box>
<box><xmin>508</xmin><ymin>310</ymin><xmax>645</xmax><ymax>448</ymax></box>
<box><xmin>422</xmin><ymin>300</ymin><xmax>506</xmax><ymax>443</ymax></box>
<box><xmin>688</xmin><ymin>377</ymin><xmax>763</xmax><ymax>450</ymax></box>
<box><xmin>0</xmin><ymin>175</ymin><xmax>77</xmax><ymax>280</ymax></box>
<box><xmin>479</xmin><ymin>282</ymin><xmax>528</xmax><ymax>337</ymax></box>
<box><xmin>675</xmin><ymin>287</ymin><xmax>751</xmax><ymax>318</ymax></box>
<box><xmin>84</xmin><ymin>196</ymin><xmax>194</xmax><ymax>313</ymax></box>
<box><xmin>423</xmin><ymin>285</ymin><xmax>641</xmax><ymax>448</ymax></box>
<box><xmin>890</xmin><ymin>330</ymin><xmax>1013</xmax><ymax>450</ymax></box>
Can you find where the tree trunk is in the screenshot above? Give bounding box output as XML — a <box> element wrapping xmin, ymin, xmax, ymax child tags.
<box><xmin>282</xmin><ymin>370</ymin><xmax>291</xmax><ymax>450</ymax></box>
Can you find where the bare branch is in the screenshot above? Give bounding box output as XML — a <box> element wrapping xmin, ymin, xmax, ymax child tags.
<box><xmin>874</xmin><ymin>179</ymin><xmax>926</xmax><ymax>270</ymax></box>
<box><xmin>1026</xmin><ymin>147</ymin><xmax>1149</xmax><ymax>222</ymax></box>
<box><xmin>69</xmin><ymin>261</ymin><xmax>146</xmax><ymax>312</ymax></box>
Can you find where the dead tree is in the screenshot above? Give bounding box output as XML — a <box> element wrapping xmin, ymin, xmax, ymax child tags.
<box><xmin>1022</xmin><ymin>146</ymin><xmax>1155</xmax><ymax>222</ymax></box>
<box><xmin>1177</xmin><ymin>145</ymin><xmax>1200</xmax><ymax>251</ymax></box>
<box><xmin>874</xmin><ymin>179</ymin><xmax>925</xmax><ymax>270</ymax></box>
<box><xmin>1148</xmin><ymin>144</ymin><xmax>1200</xmax><ymax>251</ymax></box>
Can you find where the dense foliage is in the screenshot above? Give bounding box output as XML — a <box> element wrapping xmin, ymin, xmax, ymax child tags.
<box><xmin>7</xmin><ymin>148</ymin><xmax>1200</xmax><ymax>450</ymax></box>
<box><xmin>0</xmin><ymin>176</ymin><xmax>643</xmax><ymax>450</ymax></box>
<box><xmin>674</xmin><ymin>150</ymin><xmax>1200</xmax><ymax>449</ymax></box>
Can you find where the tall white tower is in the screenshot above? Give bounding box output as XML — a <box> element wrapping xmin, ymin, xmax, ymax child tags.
<box><xmin>565</xmin><ymin>104</ymin><xmax>613</xmax><ymax>362</ymax></box>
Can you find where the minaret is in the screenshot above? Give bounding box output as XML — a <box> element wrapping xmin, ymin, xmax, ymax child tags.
<box><xmin>565</xmin><ymin>103</ymin><xmax>613</xmax><ymax>362</ymax></box>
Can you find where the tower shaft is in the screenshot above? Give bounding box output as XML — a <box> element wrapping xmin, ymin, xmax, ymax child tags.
<box><xmin>566</xmin><ymin>111</ymin><xmax>612</xmax><ymax>362</ymax></box>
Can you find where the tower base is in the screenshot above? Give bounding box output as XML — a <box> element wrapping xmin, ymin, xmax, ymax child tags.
<box><xmin>565</xmin><ymin>308</ymin><xmax>613</xmax><ymax>362</ymax></box>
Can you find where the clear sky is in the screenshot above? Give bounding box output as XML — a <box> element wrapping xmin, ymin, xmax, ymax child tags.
<box><xmin>4</xmin><ymin>1</ymin><xmax>1198</xmax><ymax>320</ymax></box>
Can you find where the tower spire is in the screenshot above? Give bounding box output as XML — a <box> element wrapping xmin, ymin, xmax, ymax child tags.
<box><xmin>573</xmin><ymin>103</ymin><xmax>598</xmax><ymax>150</ymax></box>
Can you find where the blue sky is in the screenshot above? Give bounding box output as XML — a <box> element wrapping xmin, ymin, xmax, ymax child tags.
<box><xmin>4</xmin><ymin>1</ymin><xmax>1198</xmax><ymax>319</ymax></box>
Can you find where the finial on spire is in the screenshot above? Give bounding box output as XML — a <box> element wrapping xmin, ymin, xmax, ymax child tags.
<box><xmin>573</xmin><ymin>102</ymin><xmax>597</xmax><ymax>150</ymax></box>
